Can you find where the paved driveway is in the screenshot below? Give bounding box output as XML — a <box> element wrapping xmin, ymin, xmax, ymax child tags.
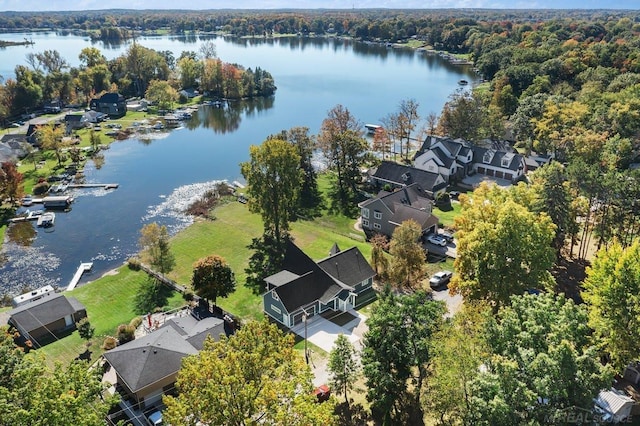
<box><xmin>290</xmin><ymin>309</ymin><xmax>368</xmax><ymax>353</ymax></box>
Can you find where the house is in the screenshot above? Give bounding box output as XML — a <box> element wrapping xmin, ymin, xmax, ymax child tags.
<box><xmin>103</xmin><ymin>315</ymin><xmax>226</xmax><ymax>409</ymax></box>
<box><xmin>179</xmin><ymin>88</ymin><xmax>198</xmax><ymax>99</ymax></box>
<box><xmin>263</xmin><ymin>241</ymin><xmax>376</xmax><ymax>329</ymax></box>
<box><xmin>89</xmin><ymin>92</ymin><xmax>127</xmax><ymax>118</ymax></box>
<box><xmin>0</xmin><ymin>134</ymin><xmax>29</xmax><ymax>163</ymax></box>
<box><xmin>368</xmin><ymin>161</ymin><xmax>448</xmax><ymax>199</ymax></box>
<box><xmin>64</xmin><ymin>114</ymin><xmax>88</xmax><ymax>134</ymax></box>
<box><xmin>82</xmin><ymin>110</ymin><xmax>107</xmax><ymax>124</ymax></box>
<box><xmin>524</xmin><ymin>152</ymin><xmax>554</xmax><ymax>173</ymax></box>
<box><xmin>358</xmin><ymin>183</ymin><xmax>439</xmax><ymax>240</ymax></box>
<box><xmin>595</xmin><ymin>389</ymin><xmax>635</xmax><ymax>423</ymax></box>
<box><xmin>127</xmin><ymin>98</ymin><xmax>149</xmax><ymax>112</ymax></box>
<box><xmin>413</xmin><ymin>135</ymin><xmax>526</xmax><ymax>184</ymax></box>
<box><xmin>471</xmin><ymin>145</ymin><xmax>526</xmax><ymax>182</ymax></box>
<box><xmin>12</xmin><ymin>285</ymin><xmax>56</xmax><ymax>307</ymax></box>
<box><xmin>8</xmin><ymin>293</ymin><xmax>87</xmax><ymax>347</ymax></box>
<box><xmin>413</xmin><ymin>135</ymin><xmax>474</xmax><ymax>182</ymax></box>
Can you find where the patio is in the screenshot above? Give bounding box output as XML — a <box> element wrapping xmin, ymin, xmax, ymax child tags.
<box><xmin>289</xmin><ymin>309</ymin><xmax>368</xmax><ymax>353</ymax></box>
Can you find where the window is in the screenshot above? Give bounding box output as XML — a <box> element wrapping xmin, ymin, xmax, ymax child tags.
<box><xmin>374</xmin><ymin>211</ymin><xmax>382</xmax><ymax>220</ymax></box>
<box><xmin>373</xmin><ymin>223</ymin><xmax>381</xmax><ymax>230</ymax></box>
<box><xmin>362</xmin><ymin>208</ymin><xmax>369</xmax><ymax>219</ymax></box>
<box><xmin>272</xmin><ymin>291</ymin><xmax>279</xmax><ymax>301</ymax></box>
<box><xmin>362</xmin><ymin>219</ymin><xmax>370</xmax><ymax>228</ymax></box>
<box><xmin>271</xmin><ymin>305</ymin><xmax>282</xmax><ymax>315</ymax></box>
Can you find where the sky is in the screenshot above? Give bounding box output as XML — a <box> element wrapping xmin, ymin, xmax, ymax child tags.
<box><xmin>0</xmin><ymin>0</ymin><xmax>638</xmax><ymax>11</ymax></box>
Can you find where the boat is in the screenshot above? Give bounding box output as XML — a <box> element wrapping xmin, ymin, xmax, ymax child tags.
<box><xmin>37</xmin><ymin>212</ymin><xmax>55</xmax><ymax>227</ymax></box>
<box><xmin>42</xmin><ymin>195</ymin><xmax>73</xmax><ymax>209</ymax></box>
<box><xmin>458</xmin><ymin>79</ymin><xmax>469</xmax><ymax>85</ymax></box>
<box><xmin>365</xmin><ymin>124</ymin><xmax>382</xmax><ymax>134</ymax></box>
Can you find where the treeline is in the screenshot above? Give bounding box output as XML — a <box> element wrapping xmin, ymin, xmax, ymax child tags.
<box><xmin>0</xmin><ymin>42</ymin><xmax>275</xmax><ymax>123</ymax></box>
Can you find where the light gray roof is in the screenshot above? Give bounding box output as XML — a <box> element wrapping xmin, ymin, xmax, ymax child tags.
<box><xmin>162</xmin><ymin>316</ymin><xmax>226</xmax><ymax>351</ymax></box>
<box><xmin>265</xmin><ymin>270</ymin><xmax>301</xmax><ymax>287</ymax></box>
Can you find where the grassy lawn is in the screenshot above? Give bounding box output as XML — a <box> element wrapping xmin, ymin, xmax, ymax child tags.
<box><xmin>433</xmin><ymin>202</ymin><xmax>461</xmax><ymax>228</ymax></box>
<box><xmin>41</xmin><ymin>267</ymin><xmax>185</xmax><ymax>366</ymax></box>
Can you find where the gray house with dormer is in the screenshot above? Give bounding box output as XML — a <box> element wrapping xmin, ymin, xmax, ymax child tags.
<box><xmin>368</xmin><ymin>161</ymin><xmax>448</xmax><ymax>199</ymax></box>
<box><xmin>358</xmin><ymin>183</ymin><xmax>439</xmax><ymax>241</ymax></box>
<box><xmin>263</xmin><ymin>241</ymin><xmax>375</xmax><ymax>328</ymax></box>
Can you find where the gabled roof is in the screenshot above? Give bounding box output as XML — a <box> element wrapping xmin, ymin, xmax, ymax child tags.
<box><xmin>360</xmin><ymin>183</ymin><xmax>433</xmax><ymax>212</ymax></box>
<box><xmin>318</xmin><ymin>247</ymin><xmax>375</xmax><ymax>288</ymax></box>
<box><xmin>390</xmin><ymin>203</ymin><xmax>439</xmax><ymax>230</ymax></box>
<box><xmin>472</xmin><ymin>146</ymin><xmax>524</xmax><ymax>172</ymax></box>
<box><xmin>265</xmin><ymin>240</ymin><xmax>366</xmax><ymax>313</ymax></box>
<box><xmin>161</xmin><ymin>316</ymin><xmax>226</xmax><ymax>351</ymax></box>
<box><xmin>97</xmin><ymin>92</ymin><xmax>125</xmax><ymax>103</ymax></box>
<box><xmin>372</xmin><ymin>161</ymin><xmax>446</xmax><ymax>193</ymax></box>
<box><xmin>1</xmin><ymin>134</ymin><xmax>27</xmax><ymax>144</ymax></box>
<box><xmin>9</xmin><ymin>293</ymin><xmax>85</xmax><ymax>333</ymax></box>
<box><xmin>103</xmin><ymin>327</ymin><xmax>198</xmax><ymax>394</ymax></box>
<box><xmin>64</xmin><ymin>114</ymin><xmax>84</xmax><ymax>122</ymax></box>
<box><xmin>430</xmin><ymin>147</ymin><xmax>454</xmax><ymax>168</ymax></box>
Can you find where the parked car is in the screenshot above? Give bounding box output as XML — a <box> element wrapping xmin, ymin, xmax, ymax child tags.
<box><xmin>147</xmin><ymin>410</ymin><xmax>163</xmax><ymax>426</ymax></box>
<box><xmin>429</xmin><ymin>270</ymin><xmax>453</xmax><ymax>288</ymax></box>
<box><xmin>449</xmin><ymin>190</ymin><xmax>460</xmax><ymax>199</ymax></box>
<box><xmin>440</xmin><ymin>230</ymin><xmax>455</xmax><ymax>242</ymax></box>
<box><xmin>426</xmin><ymin>234</ymin><xmax>447</xmax><ymax>247</ymax></box>
<box><xmin>314</xmin><ymin>384</ymin><xmax>331</xmax><ymax>403</ymax></box>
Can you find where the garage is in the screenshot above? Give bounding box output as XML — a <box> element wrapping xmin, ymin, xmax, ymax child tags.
<box><xmin>495</xmin><ymin>170</ymin><xmax>503</xmax><ymax>179</ymax></box>
<box><xmin>504</xmin><ymin>173</ymin><xmax>512</xmax><ymax>180</ymax></box>
<box><xmin>477</xmin><ymin>166</ymin><xmax>486</xmax><ymax>174</ymax></box>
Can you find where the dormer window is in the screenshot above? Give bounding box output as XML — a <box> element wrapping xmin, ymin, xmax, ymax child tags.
<box><xmin>501</xmin><ymin>153</ymin><xmax>515</xmax><ymax>168</ymax></box>
<box><xmin>483</xmin><ymin>150</ymin><xmax>495</xmax><ymax>164</ymax></box>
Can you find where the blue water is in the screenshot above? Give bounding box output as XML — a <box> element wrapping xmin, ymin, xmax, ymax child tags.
<box><xmin>0</xmin><ymin>33</ymin><xmax>474</xmax><ymax>294</ymax></box>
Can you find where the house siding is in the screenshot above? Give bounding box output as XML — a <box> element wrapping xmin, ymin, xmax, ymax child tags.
<box><xmin>263</xmin><ymin>291</ymin><xmax>288</xmax><ymax>326</ymax></box>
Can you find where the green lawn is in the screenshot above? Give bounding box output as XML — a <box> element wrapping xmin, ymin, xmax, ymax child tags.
<box><xmin>41</xmin><ymin>267</ymin><xmax>185</xmax><ymax>366</ymax></box>
<box><xmin>433</xmin><ymin>202</ymin><xmax>462</xmax><ymax>228</ymax></box>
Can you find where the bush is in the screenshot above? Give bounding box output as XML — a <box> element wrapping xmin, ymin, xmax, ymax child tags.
<box><xmin>33</xmin><ymin>181</ymin><xmax>50</xmax><ymax>196</ymax></box>
<box><xmin>129</xmin><ymin>316</ymin><xmax>142</xmax><ymax>328</ymax></box>
<box><xmin>127</xmin><ymin>257</ymin><xmax>141</xmax><ymax>271</ymax></box>
<box><xmin>102</xmin><ymin>336</ymin><xmax>117</xmax><ymax>350</ymax></box>
<box><xmin>117</xmin><ymin>324</ymin><xmax>135</xmax><ymax>344</ymax></box>
<box><xmin>183</xmin><ymin>291</ymin><xmax>195</xmax><ymax>302</ymax></box>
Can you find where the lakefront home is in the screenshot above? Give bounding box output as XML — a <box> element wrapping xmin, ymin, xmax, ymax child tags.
<box><xmin>368</xmin><ymin>161</ymin><xmax>448</xmax><ymax>199</ymax></box>
<box><xmin>263</xmin><ymin>241</ymin><xmax>376</xmax><ymax>328</ymax></box>
<box><xmin>358</xmin><ymin>183</ymin><xmax>439</xmax><ymax>241</ymax></box>
<box><xmin>89</xmin><ymin>92</ymin><xmax>127</xmax><ymax>118</ymax></box>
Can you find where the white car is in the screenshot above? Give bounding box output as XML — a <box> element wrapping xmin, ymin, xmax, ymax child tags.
<box><xmin>429</xmin><ymin>270</ymin><xmax>453</xmax><ymax>288</ymax></box>
<box><xmin>426</xmin><ymin>234</ymin><xmax>447</xmax><ymax>246</ymax></box>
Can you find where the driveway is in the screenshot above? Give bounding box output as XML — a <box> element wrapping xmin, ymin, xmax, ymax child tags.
<box><xmin>431</xmin><ymin>286</ymin><xmax>463</xmax><ymax>318</ymax></box>
<box><xmin>290</xmin><ymin>309</ymin><xmax>368</xmax><ymax>354</ymax></box>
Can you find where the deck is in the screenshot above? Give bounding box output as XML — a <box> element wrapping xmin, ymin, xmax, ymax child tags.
<box><xmin>66</xmin><ymin>262</ymin><xmax>93</xmax><ymax>291</ymax></box>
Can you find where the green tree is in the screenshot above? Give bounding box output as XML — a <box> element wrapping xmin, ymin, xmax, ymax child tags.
<box><xmin>369</xmin><ymin>233</ymin><xmax>389</xmax><ymax>281</ymax></box>
<box><xmin>244</xmin><ymin>232</ymin><xmax>289</xmax><ymax>295</ymax></box>
<box><xmin>529</xmin><ymin>162</ymin><xmax>573</xmax><ymax>254</ymax></box>
<box><xmin>328</xmin><ymin>334</ymin><xmax>359</xmax><ymax>406</ymax></box>
<box><xmin>0</xmin><ymin>354</ymin><xmax>115</xmax><ymax>426</ymax></box>
<box><xmin>164</xmin><ymin>320</ymin><xmax>335</xmax><ymax>425</ymax></box>
<box><xmin>138</xmin><ymin>222</ymin><xmax>175</xmax><ymax>275</ymax></box>
<box><xmin>423</xmin><ymin>303</ymin><xmax>491</xmax><ymax>426</ymax></box>
<box><xmin>474</xmin><ymin>293</ymin><xmax>612</xmax><ymax>424</ymax></box>
<box><xmin>76</xmin><ymin>317</ymin><xmax>95</xmax><ymax>349</ymax></box>
<box><xmin>191</xmin><ymin>254</ymin><xmax>236</xmax><ymax>307</ymax></box>
<box><xmin>437</xmin><ymin>90</ymin><xmax>487</xmax><ymax>143</ymax></box>
<box><xmin>89</xmin><ymin>128</ymin><xmax>101</xmax><ymax>153</ymax></box>
<box><xmin>318</xmin><ymin>104</ymin><xmax>367</xmax><ymax>216</ymax></box>
<box><xmin>451</xmin><ymin>183</ymin><xmax>556</xmax><ymax>309</ymax></box>
<box><xmin>582</xmin><ymin>239</ymin><xmax>640</xmax><ymax>371</ymax></box>
<box><xmin>134</xmin><ymin>276</ymin><xmax>171</xmax><ymax>314</ymax></box>
<box><xmin>145</xmin><ymin>79</ymin><xmax>179</xmax><ymax>110</ymax></box>
<box><xmin>240</xmin><ymin>138</ymin><xmax>302</xmax><ymax>243</ymax></box>
<box><xmin>361</xmin><ymin>288</ymin><xmax>445</xmax><ymax>424</ymax></box>
<box><xmin>0</xmin><ymin>326</ymin><xmax>24</xmax><ymax>389</ymax></box>
<box><xmin>388</xmin><ymin>219</ymin><xmax>427</xmax><ymax>290</ymax></box>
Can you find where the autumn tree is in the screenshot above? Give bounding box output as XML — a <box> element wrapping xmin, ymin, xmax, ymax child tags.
<box><xmin>388</xmin><ymin>219</ymin><xmax>427</xmax><ymax>290</ymax></box>
<box><xmin>145</xmin><ymin>79</ymin><xmax>179</xmax><ymax>110</ymax></box>
<box><xmin>138</xmin><ymin>222</ymin><xmax>175</xmax><ymax>274</ymax></box>
<box><xmin>36</xmin><ymin>123</ymin><xmax>66</xmax><ymax>166</ymax></box>
<box><xmin>328</xmin><ymin>334</ymin><xmax>359</xmax><ymax>406</ymax></box>
<box><xmin>381</xmin><ymin>98</ymin><xmax>420</xmax><ymax>161</ymax></box>
<box><xmin>0</xmin><ymin>161</ymin><xmax>23</xmax><ymax>205</ymax></box>
<box><xmin>191</xmin><ymin>255</ymin><xmax>236</xmax><ymax>308</ymax></box>
<box><xmin>361</xmin><ymin>288</ymin><xmax>445</xmax><ymax>424</ymax></box>
<box><xmin>318</xmin><ymin>104</ymin><xmax>367</xmax><ymax>216</ymax></box>
<box><xmin>437</xmin><ymin>90</ymin><xmax>488</xmax><ymax>143</ymax></box>
<box><xmin>164</xmin><ymin>320</ymin><xmax>335</xmax><ymax>425</ymax></box>
<box><xmin>369</xmin><ymin>233</ymin><xmax>389</xmax><ymax>281</ymax></box>
<box><xmin>451</xmin><ymin>182</ymin><xmax>556</xmax><ymax>309</ymax></box>
<box><xmin>582</xmin><ymin>239</ymin><xmax>640</xmax><ymax>371</ymax></box>
<box><xmin>241</xmin><ymin>138</ymin><xmax>302</xmax><ymax>243</ymax></box>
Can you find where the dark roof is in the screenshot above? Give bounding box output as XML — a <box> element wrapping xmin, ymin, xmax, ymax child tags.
<box><xmin>430</xmin><ymin>146</ymin><xmax>454</xmax><ymax>168</ymax></box>
<box><xmin>317</xmin><ymin>247</ymin><xmax>375</xmax><ymax>288</ymax></box>
<box><xmin>1</xmin><ymin>134</ymin><xmax>27</xmax><ymax>144</ymax></box>
<box><xmin>9</xmin><ymin>293</ymin><xmax>85</xmax><ymax>333</ymax></box>
<box><xmin>64</xmin><ymin>114</ymin><xmax>83</xmax><ymax>122</ymax></box>
<box><xmin>97</xmin><ymin>92</ymin><xmax>125</xmax><ymax>103</ymax></box>
<box><xmin>329</xmin><ymin>243</ymin><xmax>341</xmax><ymax>256</ymax></box>
<box><xmin>372</xmin><ymin>161</ymin><xmax>446</xmax><ymax>193</ymax></box>
<box><xmin>472</xmin><ymin>146</ymin><xmax>524</xmax><ymax>171</ymax></box>
<box><xmin>103</xmin><ymin>326</ymin><xmax>198</xmax><ymax>393</ymax></box>
<box><xmin>266</xmin><ymin>240</ymin><xmax>360</xmax><ymax>312</ymax></box>
<box><xmin>360</xmin><ymin>183</ymin><xmax>433</xmax><ymax>211</ymax></box>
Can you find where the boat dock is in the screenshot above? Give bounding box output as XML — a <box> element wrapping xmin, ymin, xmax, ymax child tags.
<box><xmin>66</xmin><ymin>262</ymin><xmax>93</xmax><ymax>291</ymax></box>
<box><xmin>68</xmin><ymin>183</ymin><xmax>119</xmax><ymax>189</ymax></box>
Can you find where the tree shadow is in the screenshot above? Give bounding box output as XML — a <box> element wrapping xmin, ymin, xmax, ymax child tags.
<box><xmin>334</xmin><ymin>402</ymin><xmax>372</xmax><ymax>426</ymax></box>
<box><xmin>75</xmin><ymin>348</ymin><xmax>92</xmax><ymax>362</ymax></box>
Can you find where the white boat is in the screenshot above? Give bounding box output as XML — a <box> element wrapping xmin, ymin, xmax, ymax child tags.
<box><xmin>365</xmin><ymin>124</ymin><xmax>382</xmax><ymax>134</ymax></box>
<box><xmin>37</xmin><ymin>212</ymin><xmax>55</xmax><ymax>227</ymax></box>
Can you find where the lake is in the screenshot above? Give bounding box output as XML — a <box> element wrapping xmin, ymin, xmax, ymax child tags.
<box><xmin>0</xmin><ymin>32</ymin><xmax>474</xmax><ymax>294</ymax></box>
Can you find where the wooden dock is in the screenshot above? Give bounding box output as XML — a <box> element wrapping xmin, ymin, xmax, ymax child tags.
<box><xmin>68</xmin><ymin>183</ymin><xmax>119</xmax><ymax>189</ymax></box>
<box><xmin>66</xmin><ymin>262</ymin><xmax>93</xmax><ymax>291</ymax></box>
